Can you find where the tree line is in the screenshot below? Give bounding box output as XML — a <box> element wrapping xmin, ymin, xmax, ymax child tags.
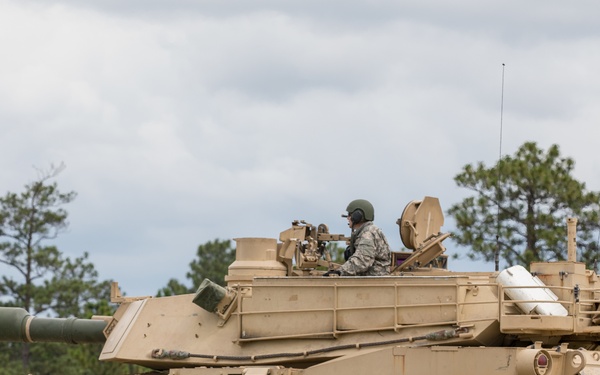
<box><xmin>1</xmin><ymin>142</ymin><xmax>599</xmax><ymax>373</ymax></box>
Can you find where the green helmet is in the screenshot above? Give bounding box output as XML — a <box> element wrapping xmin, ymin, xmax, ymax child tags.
<box><xmin>345</xmin><ymin>199</ymin><xmax>374</xmax><ymax>222</ymax></box>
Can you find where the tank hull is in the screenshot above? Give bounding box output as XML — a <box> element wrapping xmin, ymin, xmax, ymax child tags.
<box><xmin>100</xmin><ymin>274</ymin><xmax>502</xmax><ymax>368</ymax></box>
<box><xmin>141</xmin><ymin>345</ymin><xmax>596</xmax><ymax>375</ymax></box>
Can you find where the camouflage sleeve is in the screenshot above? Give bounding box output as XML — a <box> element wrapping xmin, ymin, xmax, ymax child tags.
<box><xmin>339</xmin><ymin>233</ymin><xmax>376</xmax><ymax>276</ymax></box>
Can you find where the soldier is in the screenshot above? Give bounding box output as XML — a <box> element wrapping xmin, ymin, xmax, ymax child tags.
<box><xmin>324</xmin><ymin>199</ymin><xmax>391</xmax><ymax>276</ymax></box>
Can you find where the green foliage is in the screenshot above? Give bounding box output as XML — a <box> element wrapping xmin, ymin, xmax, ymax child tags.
<box><xmin>157</xmin><ymin>277</ymin><xmax>193</xmax><ymax>296</ymax></box>
<box><xmin>0</xmin><ymin>169</ymin><xmax>109</xmax><ymax>316</ymax></box>
<box><xmin>448</xmin><ymin>142</ymin><xmax>600</xmax><ymax>268</ymax></box>
<box><xmin>0</xmin><ymin>171</ymin><xmax>76</xmax><ymax>312</ymax></box>
<box><xmin>326</xmin><ymin>242</ymin><xmax>345</xmax><ymax>264</ymax></box>
<box><xmin>0</xmin><ymin>343</ymin><xmax>24</xmax><ymax>375</ymax></box>
<box><xmin>157</xmin><ymin>239</ymin><xmax>236</xmax><ymax>295</ymax></box>
<box><xmin>0</xmin><ymin>167</ymin><xmax>135</xmax><ymax>373</ymax></box>
<box><xmin>187</xmin><ymin>239</ymin><xmax>236</xmax><ymax>288</ymax></box>
<box><xmin>0</xmin><ymin>341</ymin><xmax>142</xmax><ymax>375</ymax></box>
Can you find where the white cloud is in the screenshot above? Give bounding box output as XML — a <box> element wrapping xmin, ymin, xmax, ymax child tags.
<box><xmin>2</xmin><ymin>0</ymin><xmax>600</xmax><ymax>295</ymax></box>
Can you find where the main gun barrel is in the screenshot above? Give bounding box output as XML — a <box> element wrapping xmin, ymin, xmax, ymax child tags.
<box><xmin>0</xmin><ymin>307</ymin><xmax>107</xmax><ymax>344</ymax></box>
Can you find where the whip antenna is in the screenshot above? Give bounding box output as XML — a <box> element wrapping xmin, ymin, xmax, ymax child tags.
<box><xmin>495</xmin><ymin>63</ymin><xmax>506</xmax><ymax>272</ymax></box>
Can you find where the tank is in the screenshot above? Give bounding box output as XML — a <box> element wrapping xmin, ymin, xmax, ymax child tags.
<box><xmin>2</xmin><ymin>196</ymin><xmax>600</xmax><ymax>375</ymax></box>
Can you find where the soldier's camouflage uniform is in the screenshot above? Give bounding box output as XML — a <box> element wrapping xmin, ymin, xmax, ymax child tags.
<box><xmin>339</xmin><ymin>221</ymin><xmax>391</xmax><ymax>276</ymax></box>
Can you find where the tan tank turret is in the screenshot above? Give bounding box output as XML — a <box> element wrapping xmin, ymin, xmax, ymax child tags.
<box><xmin>1</xmin><ymin>197</ymin><xmax>599</xmax><ymax>375</ymax></box>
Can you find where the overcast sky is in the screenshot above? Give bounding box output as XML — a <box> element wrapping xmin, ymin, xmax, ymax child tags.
<box><xmin>2</xmin><ymin>1</ymin><xmax>600</xmax><ymax>298</ymax></box>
